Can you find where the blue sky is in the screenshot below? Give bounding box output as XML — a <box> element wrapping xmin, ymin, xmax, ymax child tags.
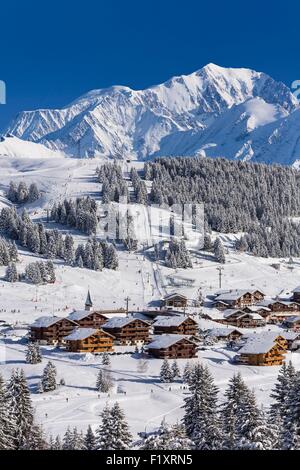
<box><xmin>0</xmin><ymin>0</ymin><xmax>299</xmax><ymax>130</ymax></box>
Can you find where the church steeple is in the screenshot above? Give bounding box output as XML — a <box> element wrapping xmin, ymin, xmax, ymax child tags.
<box><xmin>85</xmin><ymin>290</ymin><xmax>93</xmax><ymax>311</ymax></box>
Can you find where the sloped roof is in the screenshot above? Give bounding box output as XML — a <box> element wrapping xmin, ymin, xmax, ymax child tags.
<box><xmin>147</xmin><ymin>334</ymin><xmax>194</xmax><ymax>349</ymax></box>
<box><xmin>284</xmin><ymin>315</ymin><xmax>300</xmax><ymax>323</ymax></box>
<box><xmin>292</xmin><ymin>286</ymin><xmax>300</xmax><ymax>293</ymax></box>
<box><xmin>64</xmin><ymin>328</ymin><xmax>99</xmax><ymax>341</ymax></box>
<box><xmin>281</xmin><ymin>331</ymin><xmax>300</xmax><ymax>341</ymax></box>
<box><xmin>153</xmin><ymin>315</ymin><xmax>195</xmax><ymax>327</ymax></box>
<box><xmin>238</xmin><ymin>332</ymin><xmax>285</xmax><ymax>354</ymax></box>
<box><xmin>67</xmin><ymin>310</ymin><xmax>108</xmax><ymax>322</ymax></box>
<box><xmin>215</xmin><ymin>290</ymin><xmax>251</xmax><ymax>302</ymax></box>
<box><xmin>163</xmin><ymin>293</ymin><xmax>188</xmax><ymax>300</ymax></box>
<box><xmin>223</xmin><ymin>309</ymin><xmax>244</xmax><ymax>318</ymax></box>
<box><xmin>103</xmin><ymin>316</ymin><xmax>150</xmax><ymax>329</ymax></box>
<box><xmin>206</xmin><ymin>327</ymin><xmax>241</xmax><ymax>337</ymax></box>
<box><xmin>30</xmin><ymin>316</ymin><xmax>76</xmax><ymax>328</ymax></box>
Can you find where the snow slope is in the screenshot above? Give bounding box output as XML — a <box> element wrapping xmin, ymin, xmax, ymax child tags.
<box><xmin>5</xmin><ymin>63</ymin><xmax>299</xmax><ymax>164</ymax></box>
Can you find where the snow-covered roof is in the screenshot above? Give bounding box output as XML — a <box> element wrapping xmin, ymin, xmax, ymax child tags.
<box><xmin>292</xmin><ymin>286</ymin><xmax>300</xmax><ymax>293</ymax></box>
<box><xmin>215</xmin><ymin>290</ymin><xmax>251</xmax><ymax>301</ymax></box>
<box><xmin>223</xmin><ymin>309</ymin><xmax>244</xmax><ymax>318</ymax></box>
<box><xmin>67</xmin><ymin>310</ymin><xmax>108</xmax><ymax>322</ymax></box>
<box><xmin>163</xmin><ymin>293</ymin><xmax>188</xmax><ymax>300</ymax></box>
<box><xmin>153</xmin><ymin>315</ymin><xmax>194</xmax><ymax>327</ymax></box>
<box><xmin>238</xmin><ymin>331</ymin><xmax>285</xmax><ymax>354</ymax></box>
<box><xmin>206</xmin><ymin>327</ymin><xmax>241</xmax><ymax>337</ymax></box>
<box><xmin>244</xmin><ymin>305</ymin><xmax>271</xmax><ymax>313</ymax></box>
<box><xmin>64</xmin><ymin>328</ymin><xmax>99</xmax><ymax>341</ymax></box>
<box><xmin>103</xmin><ymin>316</ymin><xmax>149</xmax><ymax>329</ymax></box>
<box><xmin>147</xmin><ymin>334</ymin><xmax>193</xmax><ymax>349</ymax></box>
<box><xmin>280</xmin><ymin>331</ymin><xmax>300</xmax><ymax>341</ymax></box>
<box><xmin>30</xmin><ymin>316</ymin><xmax>73</xmax><ymax>328</ymax></box>
<box><xmin>284</xmin><ymin>315</ymin><xmax>300</xmax><ymax>323</ymax></box>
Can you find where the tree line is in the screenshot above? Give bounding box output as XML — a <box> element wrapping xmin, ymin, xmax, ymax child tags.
<box><xmin>96</xmin><ymin>162</ymin><xmax>129</xmax><ymax>203</ymax></box>
<box><xmin>50</xmin><ymin>196</ymin><xmax>98</xmax><ymax>235</ymax></box>
<box><xmin>7</xmin><ymin>181</ymin><xmax>40</xmax><ymax>205</ymax></box>
<box><xmin>145</xmin><ymin>157</ymin><xmax>300</xmax><ymax>257</ymax></box>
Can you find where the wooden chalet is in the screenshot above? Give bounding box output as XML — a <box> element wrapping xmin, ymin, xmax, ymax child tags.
<box><xmin>206</xmin><ymin>327</ymin><xmax>243</xmax><ymax>342</ymax></box>
<box><xmin>283</xmin><ymin>315</ymin><xmax>300</xmax><ymax>330</ymax></box>
<box><xmin>161</xmin><ymin>293</ymin><xmax>188</xmax><ymax>309</ymax></box>
<box><xmin>102</xmin><ymin>317</ymin><xmax>150</xmax><ymax>345</ymax></box>
<box><xmin>146</xmin><ymin>334</ymin><xmax>197</xmax><ymax>359</ymax></box>
<box><xmin>30</xmin><ymin>316</ymin><xmax>77</xmax><ymax>345</ymax></box>
<box><xmin>280</xmin><ymin>331</ymin><xmax>300</xmax><ymax>350</ymax></box>
<box><xmin>221</xmin><ymin>309</ymin><xmax>266</xmax><ymax>328</ymax></box>
<box><xmin>67</xmin><ymin>310</ymin><xmax>109</xmax><ymax>329</ymax></box>
<box><xmin>237</xmin><ymin>333</ymin><xmax>287</xmax><ymax>366</ymax></box>
<box><xmin>64</xmin><ymin>328</ymin><xmax>114</xmax><ymax>353</ymax></box>
<box><xmin>242</xmin><ymin>305</ymin><xmax>271</xmax><ymax>321</ymax></box>
<box><xmin>213</xmin><ymin>289</ymin><xmax>265</xmax><ymax>310</ymax></box>
<box><xmin>153</xmin><ymin>315</ymin><xmax>198</xmax><ymax>336</ymax></box>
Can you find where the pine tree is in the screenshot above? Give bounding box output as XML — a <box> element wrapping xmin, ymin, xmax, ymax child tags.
<box><xmin>183</xmin><ymin>363</ymin><xmax>222</xmax><ymax>450</ymax></box>
<box><xmin>84</xmin><ymin>425</ymin><xmax>96</xmax><ymax>450</ymax></box>
<box><xmin>270</xmin><ymin>361</ymin><xmax>296</xmax><ymax>419</ymax></box>
<box><xmin>96</xmin><ymin>370</ymin><xmax>113</xmax><ymax>393</ymax></box>
<box><xmin>101</xmin><ymin>352</ymin><xmax>111</xmax><ymax>367</ymax></box>
<box><xmin>40</xmin><ymin>361</ymin><xmax>57</xmax><ymax>392</ymax></box>
<box><xmin>0</xmin><ymin>373</ymin><xmax>15</xmax><ymax>449</ymax></box>
<box><xmin>5</xmin><ymin>262</ymin><xmax>18</xmax><ymax>282</ymax></box>
<box><xmin>221</xmin><ymin>372</ymin><xmax>250</xmax><ymax>449</ymax></box>
<box><xmin>141</xmin><ymin>421</ymin><xmax>194</xmax><ymax>450</ymax></box>
<box><xmin>182</xmin><ymin>362</ymin><xmax>192</xmax><ymax>384</ymax></box>
<box><xmin>160</xmin><ymin>359</ymin><xmax>173</xmax><ymax>383</ymax></box>
<box><xmin>214</xmin><ymin>238</ymin><xmax>226</xmax><ymax>264</ymax></box>
<box><xmin>7</xmin><ymin>369</ymin><xmax>35</xmax><ymax>449</ymax></box>
<box><xmin>236</xmin><ymin>389</ymin><xmax>261</xmax><ymax>449</ymax></box>
<box><xmin>171</xmin><ymin>360</ymin><xmax>181</xmax><ymax>380</ymax></box>
<box><xmin>62</xmin><ymin>427</ymin><xmax>73</xmax><ymax>450</ymax></box>
<box><xmin>96</xmin><ymin>403</ymin><xmax>132</xmax><ymax>450</ymax></box>
<box><xmin>25</xmin><ymin>342</ymin><xmax>42</xmax><ymax>364</ymax></box>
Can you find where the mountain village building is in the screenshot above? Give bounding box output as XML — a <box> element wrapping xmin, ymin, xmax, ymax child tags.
<box><xmin>64</xmin><ymin>328</ymin><xmax>115</xmax><ymax>353</ymax></box>
<box><xmin>102</xmin><ymin>317</ymin><xmax>150</xmax><ymax>345</ymax></box>
<box><xmin>146</xmin><ymin>334</ymin><xmax>197</xmax><ymax>359</ymax></box>
<box><xmin>30</xmin><ymin>316</ymin><xmax>78</xmax><ymax>345</ymax></box>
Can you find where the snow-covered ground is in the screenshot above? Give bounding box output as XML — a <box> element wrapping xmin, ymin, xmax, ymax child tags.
<box><xmin>0</xmin><ymin>149</ymin><xmax>300</xmax><ymax>440</ymax></box>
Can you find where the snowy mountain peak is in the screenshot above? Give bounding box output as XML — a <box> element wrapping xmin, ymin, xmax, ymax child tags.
<box><xmin>5</xmin><ymin>64</ymin><xmax>299</xmax><ymax>163</ymax></box>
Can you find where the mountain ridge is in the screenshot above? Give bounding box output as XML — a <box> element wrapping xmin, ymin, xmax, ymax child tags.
<box><xmin>5</xmin><ymin>63</ymin><xmax>300</xmax><ymax>164</ymax></box>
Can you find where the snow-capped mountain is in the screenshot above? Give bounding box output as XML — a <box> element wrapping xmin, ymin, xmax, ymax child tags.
<box><xmin>5</xmin><ymin>63</ymin><xmax>300</xmax><ymax>164</ymax></box>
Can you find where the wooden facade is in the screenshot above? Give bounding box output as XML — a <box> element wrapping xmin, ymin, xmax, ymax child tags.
<box><xmin>147</xmin><ymin>337</ymin><xmax>197</xmax><ymax>359</ymax></box>
<box><xmin>64</xmin><ymin>328</ymin><xmax>114</xmax><ymax>353</ymax></box>
<box><xmin>153</xmin><ymin>316</ymin><xmax>198</xmax><ymax>336</ymax></box>
<box><xmin>30</xmin><ymin>317</ymin><xmax>77</xmax><ymax>345</ymax></box>
<box><xmin>161</xmin><ymin>293</ymin><xmax>188</xmax><ymax>309</ymax></box>
<box><xmin>238</xmin><ymin>343</ymin><xmax>287</xmax><ymax>366</ymax></box>
<box><xmin>214</xmin><ymin>290</ymin><xmax>265</xmax><ymax>310</ymax></box>
<box><xmin>68</xmin><ymin>310</ymin><xmax>109</xmax><ymax>329</ymax></box>
<box><xmin>102</xmin><ymin>318</ymin><xmax>150</xmax><ymax>345</ymax></box>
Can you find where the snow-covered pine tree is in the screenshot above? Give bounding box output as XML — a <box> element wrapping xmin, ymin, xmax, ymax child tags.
<box><xmin>270</xmin><ymin>361</ymin><xmax>296</xmax><ymax>419</ymax></box>
<box><xmin>22</xmin><ymin>423</ymin><xmax>48</xmax><ymax>450</ymax></box>
<box><xmin>160</xmin><ymin>359</ymin><xmax>173</xmax><ymax>383</ymax></box>
<box><xmin>182</xmin><ymin>362</ymin><xmax>192</xmax><ymax>384</ymax></box>
<box><xmin>171</xmin><ymin>360</ymin><xmax>181</xmax><ymax>380</ymax></box>
<box><xmin>26</xmin><ymin>342</ymin><xmax>42</xmax><ymax>364</ymax></box>
<box><xmin>62</xmin><ymin>427</ymin><xmax>74</xmax><ymax>450</ymax></box>
<box><xmin>5</xmin><ymin>262</ymin><xmax>18</xmax><ymax>282</ymax></box>
<box><xmin>221</xmin><ymin>372</ymin><xmax>250</xmax><ymax>449</ymax></box>
<box><xmin>40</xmin><ymin>361</ymin><xmax>57</xmax><ymax>392</ymax></box>
<box><xmin>71</xmin><ymin>427</ymin><xmax>85</xmax><ymax>450</ymax></box>
<box><xmin>101</xmin><ymin>352</ymin><xmax>111</xmax><ymax>367</ymax></box>
<box><xmin>84</xmin><ymin>425</ymin><xmax>96</xmax><ymax>450</ymax></box>
<box><xmin>141</xmin><ymin>421</ymin><xmax>194</xmax><ymax>450</ymax></box>
<box><xmin>0</xmin><ymin>373</ymin><xmax>15</xmax><ymax>449</ymax></box>
<box><xmin>183</xmin><ymin>363</ymin><xmax>222</xmax><ymax>450</ymax></box>
<box><xmin>96</xmin><ymin>402</ymin><xmax>133</xmax><ymax>450</ymax></box>
<box><xmin>96</xmin><ymin>370</ymin><xmax>113</xmax><ymax>393</ymax></box>
<box><xmin>235</xmin><ymin>388</ymin><xmax>261</xmax><ymax>449</ymax></box>
<box><xmin>7</xmin><ymin>369</ymin><xmax>35</xmax><ymax>449</ymax></box>
<box><xmin>214</xmin><ymin>237</ymin><xmax>226</xmax><ymax>264</ymax></box>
